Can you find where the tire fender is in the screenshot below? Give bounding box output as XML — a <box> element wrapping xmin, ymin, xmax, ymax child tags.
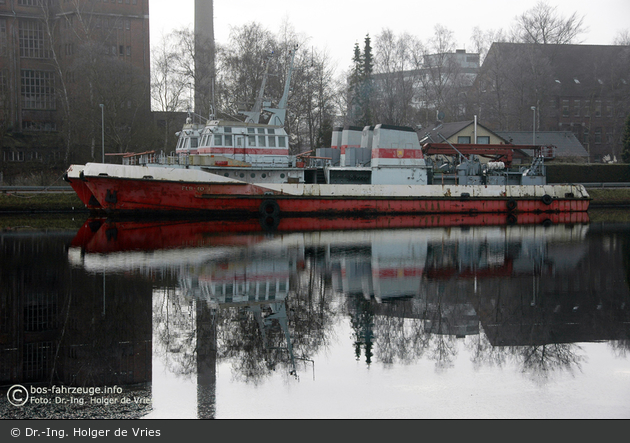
<box><xmin>259</xmin><ymin>199</ymin><xmax>280</xmax><ymax>217</ymax></box>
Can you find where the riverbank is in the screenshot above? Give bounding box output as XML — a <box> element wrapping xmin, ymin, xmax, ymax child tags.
<box><xmin>0</xmin><ymin>192</ymin><xmax>85</xmax><ymax>213</ymax></box>
<box><xmin>1</xmin><ymin>188</ymin><xmax>629</xmax><ymax>214</ymax></box>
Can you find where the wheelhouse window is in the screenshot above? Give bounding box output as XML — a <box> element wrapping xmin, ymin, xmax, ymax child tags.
<box><xmin>258</xmin><ymin>136</ymin><xmax>266</xmax><ymax>147</ymax></box>
<box><xmin>278</xmin><ymin>136</ymin><xmax>286</xmax><ymax>148</ymax></box>
<box><xmin>214</xmin><ymin>135</ymin><xmax>223</xmax><ymax>146</ymax></box>
<box><xmin>225</xmin><ymin>134</ymin><xmax>233</xmax><ymax>147</ymax></box>
<box><xmin>268</xmin><ymin>136</ymin><xmax>276</xmax><ymax>147</ymax></box>
<box><xmin>248</xmin><ymin>136</ymin><xmax>256</xmax><ymax>147</ymax></box>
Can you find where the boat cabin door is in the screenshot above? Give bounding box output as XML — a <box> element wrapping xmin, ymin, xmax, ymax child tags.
<box><xmin>236</xmin><ymin>136</ymin><xmax>245</xmax><ymax>161</ymax></box>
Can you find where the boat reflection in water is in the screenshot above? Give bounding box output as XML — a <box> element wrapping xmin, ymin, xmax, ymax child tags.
<box><xmin>5</xmin><ymin>210</ymin><xmax>630</xmax><ymax>418</ymax></box>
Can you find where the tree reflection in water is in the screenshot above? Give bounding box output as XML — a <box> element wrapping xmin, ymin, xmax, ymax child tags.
<box><xmin>64</xmin><ymin>217</ymin><xmax>630</xmax><ymax>391</ymax></box>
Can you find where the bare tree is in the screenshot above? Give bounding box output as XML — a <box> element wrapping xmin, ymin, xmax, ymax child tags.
<box><xmin>613</xmin><ymin>29</ymin><xmax>630</xmax><ymax>46</ymax></box>
<box><xmin>512</xmin><ymin>1</ymin><xmax>587</xmax><ymax>44</ymax></box>
<box><xmin>371</xmin><ymin>29</ymin><xmax>419</xmax><ymax>126</ymax></box>
<box><xmin>416</xmin><ymin>25</ymin><xmax>470</xmax><ymax>125</ymax></box>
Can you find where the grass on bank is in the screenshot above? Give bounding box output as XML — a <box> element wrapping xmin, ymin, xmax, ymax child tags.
<box><xmin>586</xmin><ymin>188</ymin><xmax>630</xmax><ymax>206</ymax></box>
<box><xmin>0</xmin><ymin>192</ymin><xmax>85</xmax><ymax>212</ymax></box>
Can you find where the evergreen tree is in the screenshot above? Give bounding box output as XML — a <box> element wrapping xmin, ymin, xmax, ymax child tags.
<box><xmin>363</xmin><ymin>34</ymin><xmax>373</xmax><ymax>76</ymax></box>
<box><xmin>622</xmin><ymin>113</ymin><xmax>630</xmax><ymax>163</ymax></box>
<box><xmin>348</xmin><ymin>36</ymin><xmax>374</xmax><ymax>127</ymax></box>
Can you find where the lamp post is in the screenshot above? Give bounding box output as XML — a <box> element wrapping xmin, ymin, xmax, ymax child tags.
<box><xmin>531</xmin><ymin>106</ymin><xmax>536</xmax><ymax>146</ymax></box>
<box><xmin>100</xmin><ymin>104</ymin><xmax>105</xmax><ymax>163</ymax></box>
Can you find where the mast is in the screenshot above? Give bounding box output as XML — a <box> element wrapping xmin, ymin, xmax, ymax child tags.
<box><xmin>264</xmin><ymin>47</ymin><xmax>297</xmax><ymax>127</ymax></box>
<box><xmin>241</xmin><ymin>57</ymin><xmax>272</xmax><ymax>124</ymax></box>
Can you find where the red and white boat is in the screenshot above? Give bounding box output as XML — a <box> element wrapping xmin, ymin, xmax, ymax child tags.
<box><xmin>64</xmin><ymin>50</ymin><xmax>590</xmax><ymax>219</ymax></box>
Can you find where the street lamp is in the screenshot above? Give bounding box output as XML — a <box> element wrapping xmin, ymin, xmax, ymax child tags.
<box><xmin>100</xmin><ymin>104</ymin><xmax>105</xmax><ymax>163</ymax></box>
<box><xmin>530</xmin><ymin>106</ymin><xmax>536</xmax><ymax>146</ymax></box>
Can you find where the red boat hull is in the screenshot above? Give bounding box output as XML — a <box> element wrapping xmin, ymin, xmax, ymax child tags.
<box><xmin>82</xmin><ymin>175</ymin><xmax>590</xmax><ymax>217</ymax></box>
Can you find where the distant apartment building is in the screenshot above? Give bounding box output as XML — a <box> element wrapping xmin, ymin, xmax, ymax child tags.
<box><xmin>0</xmin><ymin>0</ymin><xmax>150</xmax><ymax>170</ymax></box>
<box><xmin>474</xmin><ymin>43</ymin><xmax>630</xmax><ymax>162</ymax></box>
<box><xmin>367</xmin><ymin>49</ymin><xmax>480</xmax><ymax>126</ymax></box>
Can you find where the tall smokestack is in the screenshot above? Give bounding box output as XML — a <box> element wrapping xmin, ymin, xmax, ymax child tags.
<box><xmin>194</xmin><ymin>0</ymin><xmax>215</xmax><ymax>117</ymax></box>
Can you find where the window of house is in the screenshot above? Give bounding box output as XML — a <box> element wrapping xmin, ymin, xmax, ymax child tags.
<box><xmin>0</xmin><ymin>70</ymin><xmax>6</xmax><ymax>108</ymax></box>
<box><xmin>573</xmin><ymin>100</ymin><xmax>580</xmax><ymax>117</ymax></box>
<box><xmin>477</xmin><ymin>136</ymin><xmax>490</xmax><ymax>144</ymax></box>
<box><xmin>457</xmin><ymin>136</ymin><xmax>471</xmax><ymax>144</ymax></box>
<box><xmin>21</xmin><ymin>70</ymin><xmax>55</xmax><ymax>110</ymax></box>
<box><xmin>595</xmin><ymin>101</ymin><xmax>602</xmax><ymax>117</ymax></box>
<box><xmin>0</xmin><ymin>19</ymin><xmax>7</xmax><ymax>56</ymax></box>
<box><xmin>562</xmin><ymin>100</ymin><xmax>570</xmax><ymax>117</ymax></box>
<box><xmin>19</xmin><ymin>20</ymin><xmax>50</xmax><ymax>59</ymax></box>
<box><xmin>594</xmin><ymin>127</ymin><xmax>602</xmax><ymax>144</ymax></box>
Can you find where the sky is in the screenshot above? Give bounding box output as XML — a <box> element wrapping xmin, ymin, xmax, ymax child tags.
<box><xmin>148</xmin><ymin>0</ymin><xmax>630</xmax><ymax>74</ymax></box>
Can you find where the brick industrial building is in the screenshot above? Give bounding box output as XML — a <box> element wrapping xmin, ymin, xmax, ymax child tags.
<box><xmin>0</xmin><ymin>0</ymin><xmax>150</xmax><ymax>177</ymax></box>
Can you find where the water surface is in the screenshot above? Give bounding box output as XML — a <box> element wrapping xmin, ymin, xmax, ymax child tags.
<box><xmin>1</xmin><ymin>212</ymin><xmax>629</xmax><ymax>419</ymax></box>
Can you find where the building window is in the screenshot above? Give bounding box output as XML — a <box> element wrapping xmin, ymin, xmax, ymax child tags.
<box><xmin>584</xmin><ymin>100</ymin><xmax>590</xmax><ymax>117</ymax></box>
<box><xmin>573</xmin><ymin>100</ymin><xmax>580</xmax><ymax>117</ymax></box>
<box><xmin>594</xmin><ymin>127</ymin><xmax>602</xmax><ymax>144</ymax></box>
<box><xmin>21</xmin><ymin>70</ymin><xmax>55</xmax><ymax>110</ymax></box>
<box><xmin>562</xmin><ymin>100</ymin><xmax>569</xmax><ymax>117</ymax></box>
<box><xmin>457</xmin><ymin>136</ymin><xmax>471</xmax><ymax>144</ymax></box>
<box><xmin>595</xmin><ymin>101</ymin><xmax>602</xmax><ymax>117</ymax></box>
<box><xmin>477</xmin><ymin>136</ymin><xmax>490</xmax><ymax>144</ymax></box>
<box><xmin>19</xmin><ymin>20</ymin><xmax>50</xmax><ymax>59</ymax></box>
<box><xmin>0</xmin><ymin>70</ymin><xmax>6</xmax><ymax>108</ymax></box>
<box><xmin>583</xmin><ymin>127</ymin><xmax>589</xmax><ymax>144</ymax></box>
<box><xmin>0</xmin><ymin>19</ymin><xmax>6</xmax><ymax>56</ymax></box>
<box><xmin>4</xmin><ymin>150</ymin><xmax>24</xmax><ymax>162</ymax></box>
